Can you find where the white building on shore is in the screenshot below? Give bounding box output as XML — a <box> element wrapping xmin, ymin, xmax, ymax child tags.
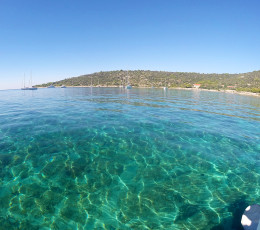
<box><xmin>193</xmin><ymin>84</ymin><xmax>201</xmax><ymax>89</ymax></box>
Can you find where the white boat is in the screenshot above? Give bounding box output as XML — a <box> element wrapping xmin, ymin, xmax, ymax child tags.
<box><xmin>21</xmin><ymin>87</ymin><xmax>37</xmax><ymax>90</ymax></box>
<box><xmin>125</xmin><ymin>71</ymin><xmax>132</xmax><ymax>89</ymax></box>
<box><xmin>163</xmin><ymin>77</ymin><xmax>168</xmax><ymax>90</ymax></box>
<box><xmin>47</xmin><ymin>85</ymin><xmax>55</xmax><ymax>88</ymax></box>
<box><xmin>60</xmin><ymin>85</ymin><xmax>66</xmax><ymax>88</ymax></box>
<box><xmin>21</xmin><ymin>73</ymin><xmax>38</xmax><ymax>90</ymax></box>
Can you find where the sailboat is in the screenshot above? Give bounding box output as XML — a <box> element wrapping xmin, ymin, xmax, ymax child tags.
<box><xmin>163</xmin><ymin>77</ymin><xmax>167</xmax><ymax>90</ymax></box>
<box><xmin>125</xmin><ymin>71</ymin><xmax>132</xmax><ymax>89</ymax></box>
<box><xmin>21</xmin><ymin>73</ymin><xmax>38</xmax><ymax>90</ymax></box>
<box><xmin>151</xmin><ymin>76</ymin><xmax>154</xmax><ymax>88</ymax></box>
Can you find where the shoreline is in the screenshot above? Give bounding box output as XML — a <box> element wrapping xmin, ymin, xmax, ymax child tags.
<box><xmin>173</xmin><ymin>87</ymin><xmax>260</xmax><ymax>97</ymax></box>
<box><xmin>38</xmin><ymin>85</ymin><xmax>260</xmax><ymax>97</ymax></box>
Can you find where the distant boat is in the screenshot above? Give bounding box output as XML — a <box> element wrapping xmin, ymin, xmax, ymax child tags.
<box><xmin>47</xmin><ymin>85</ymin><xmax>55</xmax><ymax>88</ymax></box>
<box><xmin>21</xmin><ymin>87</ymin><xmax>37</xmax><ymax>90</ymax></box>
<box><xmin>60</xmin><ymin>85</ymin><xmax>66</xmax><ymax>88</ymax></box>
<box><xmin>21</xmin><ymin>73</ymin><xmax>38</xmax><ymax>90</ymax></box>
<box><xmin>163</xmin><ymin>77</ymin><xmax>167</xmax><ymax>90</ymax></box>
<box><xmin>125</xmin><ymin>71</ymin><xmax>132</xmax><ymax>89</ymax></box>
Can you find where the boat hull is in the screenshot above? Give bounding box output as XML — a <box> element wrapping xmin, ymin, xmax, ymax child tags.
<box><xmin>21</xmin><ymin>87</ymin><xmax>38</xmax><ymax>90</ymax></box>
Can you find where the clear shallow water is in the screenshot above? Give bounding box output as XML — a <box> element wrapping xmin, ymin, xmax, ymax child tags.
<box><xmin>0</xmin><ymin>88</ymin><xmax>259</xmax><ymax>230</ymax></box>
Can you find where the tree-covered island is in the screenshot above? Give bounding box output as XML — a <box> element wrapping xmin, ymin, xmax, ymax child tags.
<box><xmin>36</xmin><ymin>70</ymin><xmax>260</xmax><ymax>93</ymax></box>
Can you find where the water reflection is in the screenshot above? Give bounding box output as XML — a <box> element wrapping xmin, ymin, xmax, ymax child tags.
<box><xmin>0</xmin><ymin>87</ymin><xmax>259</xmax><ymax>229</ymax></box>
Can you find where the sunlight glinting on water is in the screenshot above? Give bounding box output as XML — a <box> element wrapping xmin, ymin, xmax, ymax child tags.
<box><xmin>0</xmin><ymin>87</ymin><xmax>259</xmax><ymax>229</ymax></box>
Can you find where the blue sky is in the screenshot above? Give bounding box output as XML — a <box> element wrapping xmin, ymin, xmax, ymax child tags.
<box><xmin>1</xmin><ymin>0</ymin><xmax>260</xmax><ymax>89</ymax></box>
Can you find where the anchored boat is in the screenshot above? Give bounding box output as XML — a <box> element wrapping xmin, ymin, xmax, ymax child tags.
<box><xmin>21</xmin><ymin>73</ymin><xmax>38</xmax><ymax>90</ymax></box>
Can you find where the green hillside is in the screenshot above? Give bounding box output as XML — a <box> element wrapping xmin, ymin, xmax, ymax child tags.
<box><xmin>36</xmin><ymin>70</ymin><xmax>260</xmax><ymax>93</ymax></box>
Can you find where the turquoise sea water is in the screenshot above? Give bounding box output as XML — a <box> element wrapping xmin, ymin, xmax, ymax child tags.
<box><xmin>0</xmin><ymin>88</ymin><xmax>259</xmax><ymax>230</ymax></box>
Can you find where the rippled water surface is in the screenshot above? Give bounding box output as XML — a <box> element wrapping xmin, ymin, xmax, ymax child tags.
<box><xmin>0</xmin><ymin>88</ymin><xmax>259</xmax><ymax>230</ymax></box>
